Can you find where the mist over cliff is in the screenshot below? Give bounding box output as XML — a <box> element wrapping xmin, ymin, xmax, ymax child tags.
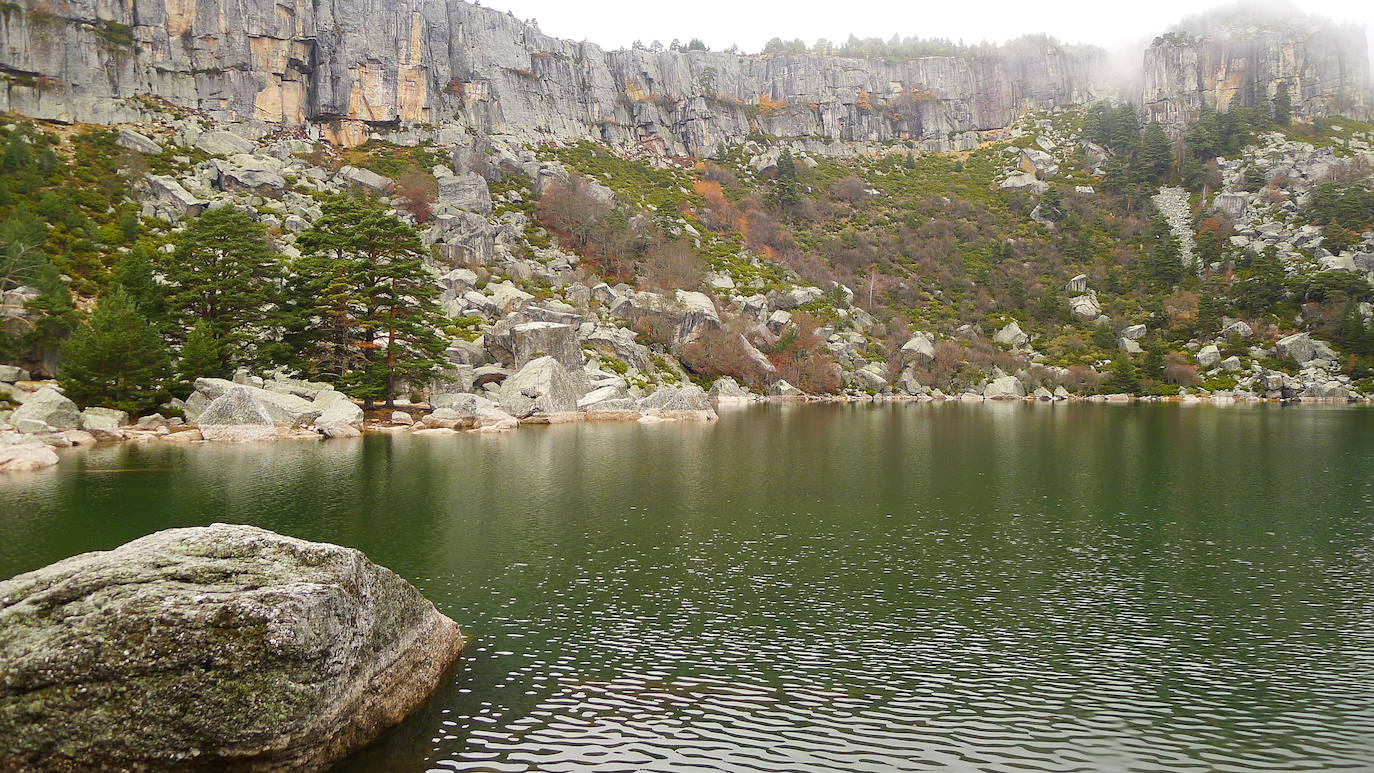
<box><xmin>0</xmin><ymin>0</ymin><xmax>1367</xmax><ymax>149</ymax></box>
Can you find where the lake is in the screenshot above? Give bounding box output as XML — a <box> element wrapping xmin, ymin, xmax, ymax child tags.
<box><xmin>2</xmin><ymin>403</ymin><xmax>1373</xmax><ymax>772</ymax></box>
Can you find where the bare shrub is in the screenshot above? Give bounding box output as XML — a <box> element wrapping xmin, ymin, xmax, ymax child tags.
<box><xmin>769</xmin><ymin>314</ymin><xmax>841</xmax><ymax>393</ymax></box>
<box><xmin>680</xmin><ymin>320</ymin><xmax>771</xmax><ymax>388</ymax></box>
<box><xmin>1164</xmin><ymin>352</ymin><xmax>1200</xmax><ymax>386</ymax></box>
<box><xmin>830</xmin><ymin>175</ymin><xmax>868</xmax><ymax>204</ymax></box>
<box><xmin>536</xmin><ymin>177</ymin><xmax>611</xmax><ymax>249</ymax></box>
<box><xmin>641</xmin><ymin>238</ymin><xmax>705</xmax><ymax>292</ymax></box>
<box><xmin>396</xmin><ymin>170</ymin><xmax>436</xmax><ymax>224</ymax></box>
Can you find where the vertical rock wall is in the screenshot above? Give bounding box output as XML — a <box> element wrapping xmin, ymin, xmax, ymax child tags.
<box><xmin>1143</xmin><ymin>25</ymin><xmax>1371</xmax><ymax>128</ymax></box>
<box><xmin>0</xmin><ymin>0</ymin><xmax>1108</xmax><ymax>150</ymax></box>
<box><xmin>0</xmin><ymin>0</ymin><xmax>1368</xmax><ymax>149</ymax></box>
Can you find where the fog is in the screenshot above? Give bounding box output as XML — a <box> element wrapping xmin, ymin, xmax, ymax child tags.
<box><xmin>479</xmin><ymin>0</ymin><xmax>1372</xmax><ymax>68</ymax></box>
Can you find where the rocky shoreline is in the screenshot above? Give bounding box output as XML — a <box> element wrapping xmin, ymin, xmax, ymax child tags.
<box><xmin>1</xmin><ymin>364</ymin><xmax>1362</xmax><ymax>474</ymax></box>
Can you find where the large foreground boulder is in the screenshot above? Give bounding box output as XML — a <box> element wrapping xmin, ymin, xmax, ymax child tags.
<box><xmin>0</xmin><ymin>524</ymin><xmax>465</xmax><ymax>772</ymax></box>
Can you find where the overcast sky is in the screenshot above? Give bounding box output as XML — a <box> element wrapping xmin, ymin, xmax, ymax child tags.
<box><xmin>477</xmin><ymin>0</ymin><xmax>1374</xmax><ymax>63</ymax></box>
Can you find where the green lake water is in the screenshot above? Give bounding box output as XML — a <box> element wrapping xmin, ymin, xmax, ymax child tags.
<box><xmin>2</xmin><ymin>403</ymin><xmax>1373</xmax><ymax>772</ymax></box>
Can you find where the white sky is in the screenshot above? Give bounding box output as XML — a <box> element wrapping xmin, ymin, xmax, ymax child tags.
<box><xmin>477</xmin><ymin>0</ymin><xmax>1374</xmax><ymax>64</ymax></box>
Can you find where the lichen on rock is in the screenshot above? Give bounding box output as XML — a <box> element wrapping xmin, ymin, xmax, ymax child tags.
<box><xmin>0</xmin><ymin>524</ymin><xmax>465</xmax><ymax>772</ymax></box>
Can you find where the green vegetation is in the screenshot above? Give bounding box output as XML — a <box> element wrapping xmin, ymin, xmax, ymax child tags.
<box><xmin>294</xmin><ymin>197</ymin><xmax>449</xmax><ymax>407</ymax></box>
<box><xmin>59</xmin><ymin>285</ymin><xmax>171</xmax><ymax>414</ymax></box>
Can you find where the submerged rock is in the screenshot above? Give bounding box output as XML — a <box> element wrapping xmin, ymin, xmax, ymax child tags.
<box><xmin>0</xmin><ymin>524</ymin><xmax>465</xmax><ymax>772</ymax></box>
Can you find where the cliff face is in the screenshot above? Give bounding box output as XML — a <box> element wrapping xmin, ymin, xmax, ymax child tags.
<box><xmin>0</xmin><ymin>0</ymin><xmax>1106</xmax><ymax>150</ymax></box>
<box><xmin>1</xmin><ymin>0</ymin><xmax>1369</xmax><ymax>150</ymax></box>
<box><xmin>1143</xmin><ymin>25</ymin><xmax>1371</xmax><ymax>127</ymax></box>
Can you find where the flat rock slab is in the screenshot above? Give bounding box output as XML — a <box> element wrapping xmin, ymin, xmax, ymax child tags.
<box><xmin>0</xmin><ymin>524</ymin><xmax>465</xmax><ymax>772</ymax></box>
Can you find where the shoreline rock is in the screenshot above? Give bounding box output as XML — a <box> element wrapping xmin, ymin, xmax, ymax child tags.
<box><xmin>0</xmin><ymin>524</ymin><xmax>465</xmax><ymax>772</ymax></box>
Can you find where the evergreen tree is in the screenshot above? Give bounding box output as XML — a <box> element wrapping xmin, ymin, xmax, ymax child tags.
<box><xmin>1104</xmin><ymin>357</ymin><xmax>1142</xmax><ymax>394</ymax></box>
<box><xmin>1142</xmin><ymin>339</ymin><xmax>1166</xmax><ymax>382</ymax></box>
<box><xmin>1137</xmin><ymin>122</ymin><xmax>1172</xmax><ymax>183</ymax></box>
<box><xmin>296</xmin><ymin>197</ymin><xmax>449</xmax><ymax>407</ymax></box>
<box><xmin>59</xmin><ymin>285</ymin><xmax>171</xmax><ymax>414</ymax></box>
<box><xmin>19</xmin><ymin>260</ymin><xmax>78</xmax><ymax>368</ymax></box>
<box><xmin>109</xmin><ymin>244</ymin><xmax>165</xmax><ymax>323</ymax></box>
<box><xmin>175</xmin><ymin>319</ymin><xmax>226</xmax><ymax>392</ymax></box>
<box><xmin>1195</xmin><ymin>282</ymin><xmax>1224</xmax><ymax>338</ymax></box>
<box><xmin>1338</xmin><ymin>301</ymin><xmax>1374</xmax><ymax>356</ymax></box>
<box><xmin>1180</xmin><ymin>149</ymin><xmax>1207</xmax><ymax>191</ymax></box>
<box><xmin>1110</xmin><ymin>103</ymin><xmax>1141</xmax><ymax>152</ymax></box>
<box><xmin>1140</xmin><ymin>216</ymin><xmax>1185</xmax><ymax>287</ymax></box>
<box><xmin>773</xmin><ymin>148</ymin><xmax>800</xmax><ymax>210</ymax></box>
<box><xmin>163</xmin><ymin>207</ymin><xmax>284</xmax><ymax>370</ymax></box>
<box><xmin>1273</xmin><ymin>82</ymin><xmax>1292</xmax><ymax>127</ymax></box>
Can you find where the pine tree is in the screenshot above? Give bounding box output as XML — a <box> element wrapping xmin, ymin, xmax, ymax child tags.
<box><xmin>109</xmin><ymin>244</ymin><xmax>165</xmax><ymax>323</ymax></box>
<box><xmin>175</xmin><ymin>318</ymin><xmax>226</xmax><ymax>392</ymax></box>
<box><xmin>1104</xmin><ymin>357</ymin><xmax>1141</xmax><ymax>395</ymax></box>
<box><xmin>163</xmin><ymin>206</ymin><xmax>284</xmax><ymax>370</ymax></box>
<box><xmin>1273</xmin><ymin>82</ymin><xmax>1292</xmax><ymax>127</ymax></box>
<box><xmin>1141</xmin><ymin>216</ymin><xmax>1184</xmax><ymax>287</ymax></box>
<box><xmin>1142</xmin><ymin>339</ymin><xmax>1166</xmax><ymax>381</ymax></box>
<box><xmin>20</xmin><ymin>260</ymin><xmax>78</xmax><ymax>369</ymax></box>
<box><xmin>296</xmin><ymin>197</ymin><xmax>449</xmax><ymax>407</ymax></box>
<box><xmin>773</xmin><ymin>148</ymin><xmax>800</xmax><ymax>210</ymax></box>
<box><xmin>1137</xmin><ymin>122</ymin><xmax>1172</xmax><ymax>183</ymax></box>
<box><xmin>59</xmin><ymin>285</ymin><xmax>171</xmax><ymax>414</ymax></box>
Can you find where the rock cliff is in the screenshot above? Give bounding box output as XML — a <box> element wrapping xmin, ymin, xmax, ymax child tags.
<box><xmin>0</xmin><ymin>1</ymin><xmax>1369</xmax><ymax>149</ymax></box>
<box><xmin>0</xmin><ymin>0</ymin><xmax>1106</xmax><ymax>150</ymax></box>
<box><xmin>1143</xmin><ymin>20</ymin><xmax>1371</xmax><ymax>127</ymax></box>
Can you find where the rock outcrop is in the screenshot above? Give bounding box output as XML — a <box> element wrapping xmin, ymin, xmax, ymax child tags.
<box><xmin>0</xmin><ymin>0</ymin><xmax>1106</xmax><ymax>152</ymax></box>
<box><xmin>1143</xmin><ymin>16</ymin><xmax>1371</xmax><ymax>128</ymax></box>
<box><xmin>0</xmin><ymin>524</ymin><xmax>465</xmax><ymax>772</ymax></box>
<box><xmin>10</xmin><ymin>388</ymin><xmax>80</xmax><ymax>434</ymax></box>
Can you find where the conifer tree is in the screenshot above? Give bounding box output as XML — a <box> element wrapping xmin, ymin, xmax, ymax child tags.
<box><xmin>1273</xmin><ymin>83</ymin><xmax>1292</xmax><ymax>127</ymax></box>
<box><xmin>774</xmin><ymin>148</ymin><xmax>800</xmax><ymax>210</ymax></box>
<box><xmin>163</xmin><ymin>207</ymin><xmax>284</xmax><ymax>370</ymax></box>
<box><xmin>175</xmin><ymin>318</ymin><xmax>226</xmax><ymax>391</ymax></box>
<box><xmin>109</xmin><ymin>244</ymin><xmax>165</xmax><ymax>323</ymax></box>
<box><xmin>1137</xmin><ymin>122</ymin><xmax>1172</xmax><ymax>183</ymax></box>
<box><xmin>1104</xmin><ymin>357</ymin><xmax>1142</xmax><ymax>395</ymax></box>
<box><xmin>59</xmin><ymin>285</ymin><xmax>171</xmax><ymax>414</ymax></box>
<box><xmin>296</xmin><ymin>197</ymin><xmax>448</xmax><ymax>407</ymax></box>
<box><xmin>1142</xmin><ymin>339</ymin><xmax>1166</xmax><ymax>382</ymax></box>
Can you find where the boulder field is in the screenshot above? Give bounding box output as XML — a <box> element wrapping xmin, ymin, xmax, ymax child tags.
<box><xmin>0</xmin><ymin>524</ymin><xmax>465</xmax><ymax>772</ymax></box>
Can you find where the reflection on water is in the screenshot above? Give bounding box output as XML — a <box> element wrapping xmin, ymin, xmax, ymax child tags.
<box><xmin>3</xmin><ymin>403</ymin><xmax>1374</xmax><ymax>772</ymax></box>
